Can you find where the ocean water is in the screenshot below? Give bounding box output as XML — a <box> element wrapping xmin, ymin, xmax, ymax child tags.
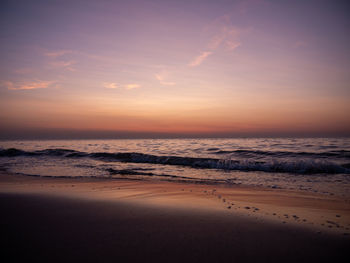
<box><xmin>1</xmin><ymin>138</ymin><xmax>350</xmax><ymax>199</ymax></box>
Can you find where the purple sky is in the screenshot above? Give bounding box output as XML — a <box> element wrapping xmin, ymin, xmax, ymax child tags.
<box><xmin>0</xmin><ymin>0</ymin><xmax>349</xmax><ymax>139</ymax></box>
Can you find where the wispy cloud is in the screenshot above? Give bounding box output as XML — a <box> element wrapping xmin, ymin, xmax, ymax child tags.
<box><xmin>49</xmin><ymin>60</ymin><xmax>76</xmax><ymax>71</ymax></box>
<box><xmin>189</xmin><ymin>15</ymin><xmax>241</xmax><ymax>67</ymax></box>
<box><xmin>125</xmin><ymin>84</ymin><xmax>140</xmax><ymax>90</ymax></box>
<box><xmin>155</xmin><ymin>71</ymin><xmax>176</xmax><ymax>86</ymax></box>
<box><xmin>103</xmin><ymin>82</ymin><xmax>140</xmax><ymax>90</ymax></box>
<box><xmin>45</xmin><ymin>50</ymin><xmax>73</xmax><ymax>58</ymax></box>
<box><xmin>206</xmin><ymin>15</ymin><xmax>241</xmax><ymax>52</ymax></box>
<box><xmin>45</xmin><ymin>50</ymin><xmax>76</xmax><ymax>71</ymax></box>
<box><xmin>225</xmin><ymin>41</ymin><xmax>241</xmax><ymax>51</ymax></box>
<box><xmin>103</xmin><ymin>82</ymin><xmax>119</xmax><ymax>89</ymax></box>
<box><xmin>4</xmin><ymin>80</ymin><xmax>53</xmax><ymax>90</ymax></box>
<box><xmin>188</xmin><ymin>51</ymin><xmax>212</xmax><ymax>67</ymax></box>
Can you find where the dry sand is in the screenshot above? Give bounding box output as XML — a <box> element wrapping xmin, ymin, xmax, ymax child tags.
<box><xmin>1</xmin><ymin>171</ymin><xmax>349</xmax><ymax>262</ymax></box>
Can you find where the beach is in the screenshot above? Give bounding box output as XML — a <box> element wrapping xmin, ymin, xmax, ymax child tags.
<box><xmin>2</xmin><ymin>0</ymin><xmax>349</xmax><ymax>261</ymax></box>
<box><xmin>1</xmin><ymin>170</ymin><xmax>349</xmax><ymax>263</ymax></box>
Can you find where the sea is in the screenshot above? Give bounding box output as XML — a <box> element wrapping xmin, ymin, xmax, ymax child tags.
<box><xmin>1</xmin><ymin>138</ymin><xmax>350</xmax><ymax>199</ymax></box>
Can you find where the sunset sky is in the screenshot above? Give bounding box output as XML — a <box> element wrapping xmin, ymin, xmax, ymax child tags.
<box><xmin>0</xmin><ymin>0</ymin><xmax>349</xmax><ymax>139</ymax></box>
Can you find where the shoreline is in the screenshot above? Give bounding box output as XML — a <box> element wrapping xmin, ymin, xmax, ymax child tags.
<box><xmin>1</xmin><ymin>170</ymin><xmax>350</xmax><ymax>235</ymax></box>
<box><xmin>1</xmin><ymin>170</ymin><xmax>350</xmax><ymax>262</ymax></box>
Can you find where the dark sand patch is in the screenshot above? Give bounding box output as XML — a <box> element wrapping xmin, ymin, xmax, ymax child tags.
<box><xmin>1</xmin><ymin>192</ymin><xmax>349</xmax><ymax>263</ymax></box>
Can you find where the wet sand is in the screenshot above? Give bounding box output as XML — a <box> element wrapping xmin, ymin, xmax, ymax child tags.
<box><xmin>1</xmin><ymin>171</ymin><xmax>349</xmax><ymax>262</ymax></box>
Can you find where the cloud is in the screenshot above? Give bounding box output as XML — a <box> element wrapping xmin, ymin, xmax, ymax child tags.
<box><xmin>45</xmin><ymin>50</ymin><xmax>76</xmax><ymax>71</ymax></box>
<box><xmin>207</xmin><ymin>34</ymin><xmax>226</xmax><ymax>50</ymax></box>
<box><xmin>188</xmin><ymin>15</ymin><xmax>241</xmax><ymax>67</ymax></box>
<box><xmin>125</xmin><ymin>84</ymin><xmax>140</xmax><ymax>90</ymax></box>
<box><xmin>155</xmin><ymin>71</ymin><xmax>176</xmax><ymax>86</ymax></box>
<box><xmin>188</xmin><ymin>51</ymin><xmax>212</xmax><ymax>67</ymax></box>
<box><xmin>50</xmin><ymin>60</ymin><xmax>76</xmax><ymax>71</ymax></box>
<box><xmin>206</xmin><ymin>16</ymin><xmax>241</xmax><ymax>52</ymax></box>
<box><xmin>103</xmin><ymin>82</ymin><xmax>119</xmax><ymax>89</ymax></box>
<box><xmin>45</xmin><ymin>50</ymin><xmax>72</xmax><ymax>58</ymax></box>
<box><xmin>103</xmin><ymin>82</ymin><xmax>140</xmax><ymax>90</ymax></box>
<box><xmin>225</xmin><ymin>41</ymin><xmax>241</xmax><ymax>50</ymax></box>
<box><xmin>5</xmin><ymin>80</ymin><xmax>53</xmax><ymax>90</ymax></box>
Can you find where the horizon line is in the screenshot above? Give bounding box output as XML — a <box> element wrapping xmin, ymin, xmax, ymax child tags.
<box><xmin>1</xmin><ymin>129</ymin><xmax>349</xmax><ymax>140</ymax></box>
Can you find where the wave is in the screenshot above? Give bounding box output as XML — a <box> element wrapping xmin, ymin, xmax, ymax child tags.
<box><xmin>1</xmin><ymin>148</ymin><xmax>350</xmax><ymax>174</ymax></box>
<box><xmin>14</xmin><ymin>169</ymin><xmax>228</xmax><ymax>185</ymax></box>
<box><xmin>107</xmin><ymin>168</ymin><xmax>191</xmax><ymax>179</ymax></box>
<box><xmin>212</xmin><ymin>149</ymin><xmax>350</xmax><ymax>158</ymax></box>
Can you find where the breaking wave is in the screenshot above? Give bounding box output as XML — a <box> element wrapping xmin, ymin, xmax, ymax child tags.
<box><xmin>1</xmin><ymin>148</ymin><xmax>349</xmax><ymax>175</ymax></box>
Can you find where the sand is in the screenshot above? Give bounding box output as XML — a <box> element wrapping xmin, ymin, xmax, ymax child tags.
<box><xmin>1</xmin><ymin>171</ymin><xmax>349</xmax><ymax>262</ymax></box>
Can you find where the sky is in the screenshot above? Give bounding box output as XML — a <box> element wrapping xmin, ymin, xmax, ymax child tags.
<box><xmin>0</xmin><ymin>0</ymin><xmax>349</xmax><ymax>139</ymax></box>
